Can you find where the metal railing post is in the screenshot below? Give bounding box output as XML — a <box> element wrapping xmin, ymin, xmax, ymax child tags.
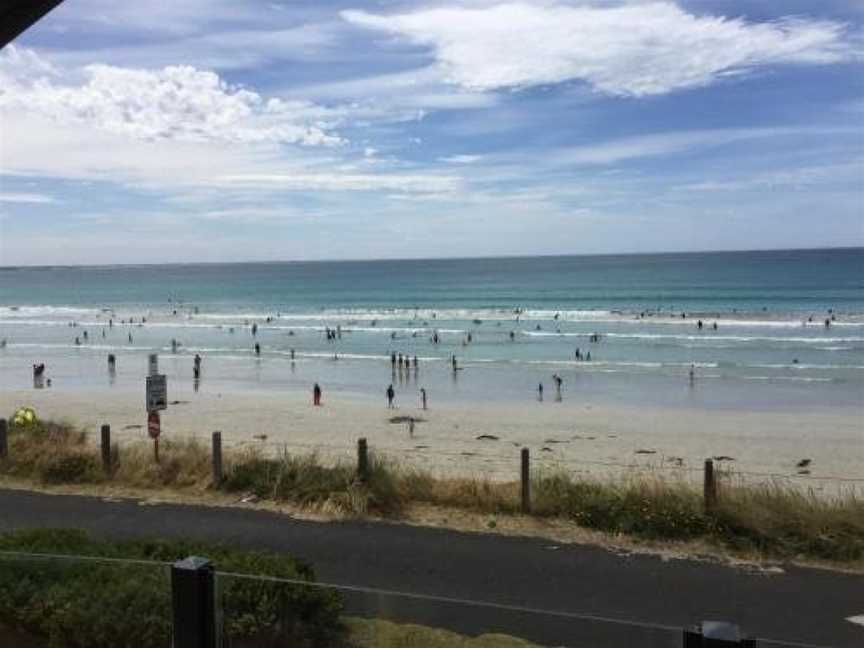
<box><xmin>171</xmin><ymin>556</ymin><xmax>216</xmax><ymax>648</ymax></box>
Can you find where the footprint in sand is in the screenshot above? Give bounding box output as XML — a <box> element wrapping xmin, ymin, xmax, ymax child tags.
<box><xmin>476</xmin><ymin>434</ymin><xmax>499</xmax><ymax>441</ymax></box>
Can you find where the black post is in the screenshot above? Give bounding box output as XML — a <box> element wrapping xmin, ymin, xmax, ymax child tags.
<box><xmin>100</xmin><ymin>424</ymin><xmax>111</xmax><ymax>474</ymax></box>
<box><xmin>0</xmin><ymin>418</ymin><xmax>7</xmax><ymax>460</ymax></box>
<box><xmin>211</xmin><ymin>431</ymin><xmax>223</xmax><ymax>486</ymax></box>
<box><xmin>357</xmin><ymin>438</ymin><xmax>369</xmax><ymax>482</ymax></box>
<box><xmin>171</xmin><ymin>556</ymin><xmax>216</xmax><ymax>648</ymax></box>
<box><xmin>521</xmin><ymin>447</ymin><xmax>531</xmax><ymax>514</ymax></box>
<box><xmin>704</xmin><ymin>459</ymin><xmax>717</xmax><ymax>512</ymax></box>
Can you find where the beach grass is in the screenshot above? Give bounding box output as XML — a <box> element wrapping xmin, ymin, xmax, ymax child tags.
<box><xmin>2</xmin><ymin>419</ymin><xmax>862</xmax><ymax>563</ymax></box>
<box><xmin>343</xmin><ymin>618</ymin><xmax>544</xmax><ymax>648</ymax></box>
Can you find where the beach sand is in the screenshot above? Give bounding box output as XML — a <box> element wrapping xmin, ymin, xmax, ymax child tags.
<box><xmin>2</xmin><ymin>386</ymin><xmax>861</xmax><ymax>493</ymax></box>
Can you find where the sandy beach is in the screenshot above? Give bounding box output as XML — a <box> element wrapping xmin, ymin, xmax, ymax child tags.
<box><xmin>3</xmin><ymin>385</ymin><xmax>861</xmax><ymax>493</ymax></box>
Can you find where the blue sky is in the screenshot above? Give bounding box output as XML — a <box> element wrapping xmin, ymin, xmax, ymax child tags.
<box><xmin>0</xmin><ymin>0</ymin><xmax>862</xmax><ymax>264</ymax></box>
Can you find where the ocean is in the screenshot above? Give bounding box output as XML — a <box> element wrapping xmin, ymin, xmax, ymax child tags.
<box><xmin>1</xmin><ymin>248</ymin><xmax>862</xmax><ymax>412</ymax></box>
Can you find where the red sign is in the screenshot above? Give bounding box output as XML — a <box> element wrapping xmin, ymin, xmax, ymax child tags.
<box><xmin>148</xmin><ymin>411</ymin><xmax>161</xmax><ymax>439</ymax></box>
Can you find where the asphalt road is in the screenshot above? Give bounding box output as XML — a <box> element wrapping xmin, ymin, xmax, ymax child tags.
<box><xmin>0</xmin><ymin>489</ymin><xmax>860</xmax><ymax>647</ymax></box>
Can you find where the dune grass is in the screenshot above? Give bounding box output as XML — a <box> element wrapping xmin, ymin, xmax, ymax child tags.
<box><xmin>343</xmin><ymin>618</ymin><xmax>544</xmax><ymax>648</ymax></box>
<box><xmin>2</xmin><ymin>418</ymin><xmax>862</xmax><ymax>563</ymax></box>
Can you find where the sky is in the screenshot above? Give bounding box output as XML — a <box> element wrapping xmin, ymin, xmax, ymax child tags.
<box><xmin>0</xmin><ymin>0</ymin><xmax>862</xmax><ymax>265</ymax></box>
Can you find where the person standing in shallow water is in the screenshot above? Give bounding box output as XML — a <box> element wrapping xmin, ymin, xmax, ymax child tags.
<box><xmin>313</xmin><ymin>383</ymin><xmax>322</xmax><ymax>406</ymax></box>
<box><xmin>538</xmin><ymin>383</ymin><xmax>543</xmax><ymax>402</ymax></box>
<box><xmin>387</xmin><ymin>384</ymin><xmax>395</xmax><ymax>408</ymax></box>
<box><xmin>420</xmin><ymin>387</ymin><xmax>427</xmax><ymax>410</ymax></box>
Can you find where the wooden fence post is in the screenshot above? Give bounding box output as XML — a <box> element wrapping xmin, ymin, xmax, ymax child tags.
<box><xmin>357</xmin><ymin>438</ymin><xmax>369</xmax><ymax>482</ymax></box>
<box><xmin>0</xmin><ymin>418</ymin><xmax>7</xmax><ymax>460</ymax></box>
<box><xmin>100</xmin><ymin>424</ymin><xmax>111</xmax><ymax>474</ymax></box>
<box><xmin>704</xmin><ymin>459</ymin><xmax>717</xmax><ymax>512</ymax></box>
<box><xmin>211</xmin><ymin>431</ymin><xmax>223</xmax><ymax>486</ymax></box>
<box><xmin>521</xmin><ymin>447</ymin><xmax>531</xmax><ymax>514</ymax></box>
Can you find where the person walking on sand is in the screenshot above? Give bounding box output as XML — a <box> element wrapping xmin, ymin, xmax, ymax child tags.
<box><xmin>538</xmin><ymin>382</ymin><xmax>544</xmax><ymax>402</ymax></box>
<box><xmin>387</xmin><ymin>384</ymin><xmax>395</xmax><ymax>408</ymax></box>
<box><xmin>313</xmin><ymin>383</ymin><xmax>322</xmax><ymax>406</ymax></box>
<box><xmin>553</xmin><ymin>373</ymin><xmax>563</xmax><ymax>400</ymax></box>
<box><xmin>254</xmin><ymin>343</ymin><xmax>261</xmax><ymax>356</ymax></box>
<box><xmin>420</xmin><ymin>387</ymin><xmax>427</xmax><ymax>410</ymax></box>
<box><xmin>689</xmin><ymin>363</ymin><xmax>695</xmax><ymax>384</ymax></box>
<box><xmin>408</xmin><ymin>416</ymin><xmax>415</xmax><ymax>438</ymax></box>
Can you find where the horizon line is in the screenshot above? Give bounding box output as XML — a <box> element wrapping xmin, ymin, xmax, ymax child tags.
<box><xmin>1</xmin><ymin>245</ymin><xmax>861</xmax><ymax>270</ymax></box>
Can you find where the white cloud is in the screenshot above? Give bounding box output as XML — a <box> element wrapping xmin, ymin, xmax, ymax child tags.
<box><xmin>343</xmin><ymin>2</ymin><xmax>859</xmax><ymax>96</ymax></box>
<box><xmin>0</xmin><ymin>109</ymin><xmax>460</xmax><ymax>197</ymax></box>
<box><xmin>0</xmin><ymin>192</ymin><xmax>58</xmax><ymax>204</ymax></box>
<box><xmin>501</xmin><ymin>127</ymin><xmax>856</xmax><ymax>167</ymax></box>
<box><xmin>289</xmin><ymin>66</ymin><xmax>499</xmax><ymax>111</ymax></box>
<box><xmin>209</xmin><ymin>172</ymin><xmax>459</xmax><ymax>193</ymax></box>
<box><xmin>43</xmin><ymin>25</ymin><xmax>344</xmax><ymax>72</ymax></box>
<box><xmin>0</xmin><ymin>46</ymin><xmax>342</xmax><ymax>147</ymax></box>
<box><xmin>677</xmin><ymin>160</ymin><xmax>864</xmax><ymax>192</ymax></box>
<box><xmin>440</xmin><ymin>154</ymin><xmax>484</xmax><ymax>164</ymax></box>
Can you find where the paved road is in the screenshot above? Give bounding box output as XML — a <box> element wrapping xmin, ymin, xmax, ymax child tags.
<box><xmin>0</xmin><ymin>489</ymin><xmax>860</xmax><ymax>647</ymax></box>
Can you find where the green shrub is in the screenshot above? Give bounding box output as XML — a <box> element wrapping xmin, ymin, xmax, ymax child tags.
<box><xmin>39</xmin><ymin>454</ymin><xmax>100</xmax><ymax>484</ymax></box>
<box><xmin>0</xmin><ymin>529</ymin><xmax>344</xmax><ymax>648</ymax></box>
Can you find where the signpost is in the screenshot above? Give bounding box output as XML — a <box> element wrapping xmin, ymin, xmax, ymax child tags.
<box><xmin>145</xmin><ymin>353</ymin><xmax>166</xmax><ymax>463</ymax></box>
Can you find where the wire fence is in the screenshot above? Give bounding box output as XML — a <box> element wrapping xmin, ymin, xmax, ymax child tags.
<box><xmin>0</xmin><ymin>550</ymin><xmax>835</xmax><ymax>648</ymax></box>
<box><xmin>91</xmin><ymin>426</ymin><xmax>864</xmax><ymax>488</ymax></box>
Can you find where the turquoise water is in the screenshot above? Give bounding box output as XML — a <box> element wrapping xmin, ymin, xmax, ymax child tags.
<box><xmin>1</xmin><ymin>248</ymin><xmax>862</xmax><ymax>410</ymax></box>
